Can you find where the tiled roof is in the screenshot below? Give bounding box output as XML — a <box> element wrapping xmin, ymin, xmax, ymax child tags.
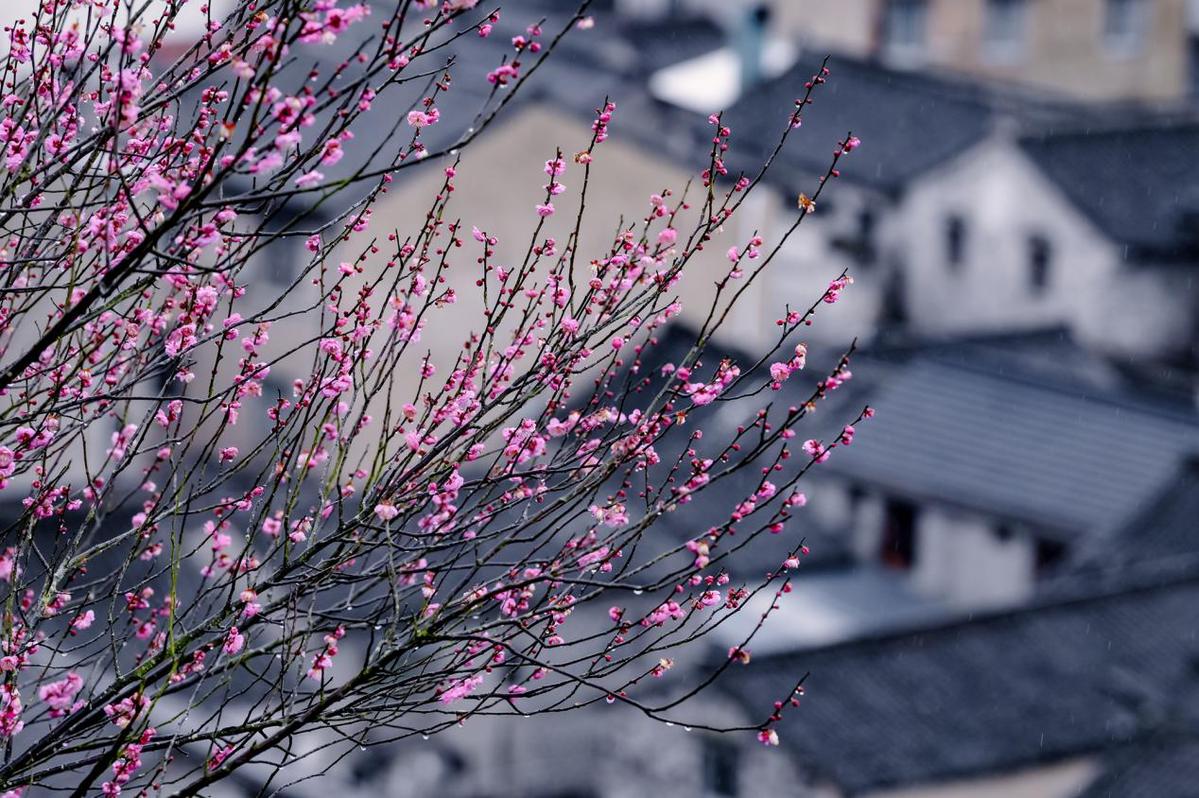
<box><xmin>1071</xmin><ymin>456</ymin><xmax>1199</xmax><ymax>573</ymax></box>
<box><xmin>817</xmin><ymin>338</ymin><xmax>1199</xmax><ymax>536</ymax></box>
<box><xmin>1020</xmin><ymin>120</ymin><xmax>1199</xmax><ymax>257</ymax></box>
<box><xmin>719</xmin><ymin>572</ymin><xmax>1199</xmax><ymax>794</ymax></box>
<box><xmin>632</xmin><ymin>324</ymin><xmax>1199</xmax><ymax>541</ymax></box>
<box><xmin>720</xmin><ymin>51</ymin><xmax>1075</xmax><ymax>194</ymax></box>
<box><xmin>1079</xmin><ymin>737</ymin><xmax>1199</xmax><ymax>798</ymax></box>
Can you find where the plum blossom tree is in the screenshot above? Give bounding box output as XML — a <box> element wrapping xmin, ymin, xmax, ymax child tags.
<box><xmin>0</xmin><ymin>0</ymin><xmax>870</xmax><ymax>794</ymax></box>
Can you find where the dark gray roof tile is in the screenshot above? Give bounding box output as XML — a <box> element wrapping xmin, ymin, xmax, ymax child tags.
<box><xmin>821</xmin><ymin>353</ymin><xmax>1199</xmax><ymax>535</ymax></box>
<box><xmin>720</xmin><ymin>574</ymin><xmax>1199</xmax><ymax>793</ymax></box>
<box><xmin>1020</xmin><ymin>121</ymin><xmax>1199</xmax><ymax>256</ymax></box>
<box><xmin>1080</xmin><ymin>738</ymin><xmax>1199</xmax><ymax>798</ymax></box>
<box><xmin>720</xmin><ymin>52</ymin><xmax>1071</xmax><ymax>194</ymax></box>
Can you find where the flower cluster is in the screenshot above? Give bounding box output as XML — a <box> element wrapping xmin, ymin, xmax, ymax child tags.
<box><xmin>0</xmin><ymin>6</ymin><xmax>872</xmax><ymax>791</ymax></box>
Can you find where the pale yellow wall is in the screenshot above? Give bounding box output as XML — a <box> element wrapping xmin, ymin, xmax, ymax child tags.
<box><xmin>772</xmin><ymin>0</ymin><xmax>883</xmax><ymax>54</ymax></box>
<box><xmin>318</xmin><ymin>104</ymin><xmax>790</xmax><ymax>469</ymax></box>
<box><xmin>353</xmin><ymin>105</ymin><xmax>715</xmax><ymax>404</ymax></box>
<box><xmin>768</xmin><ymin>0</ymin><xmax>1191</xmax><ymax>103</ymax></box>
<box><xmin>934</xmin><ymin>0</ymin><xmax>1191</xmax><ymax>102</ymax></box>
<box><xmin>149</xmin><ymin>104</ymin><xmax>848</xmax><ymax>482</ymax></box>
<box><xmin>351</xmin><ymin>103</ymin><xmax>827</xmax><ymax>402</ymax></box>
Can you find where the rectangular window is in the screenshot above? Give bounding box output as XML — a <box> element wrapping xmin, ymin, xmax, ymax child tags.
<box><xmin>264</xmin><ymin>214</ymin><xmax>323</xmax><ymax>287</ymax></box>
<box><xmin>1028</xmin><ymin>234</ymin><xmax>1052</xmax><ymax>293</ymax></box>
<box><xmin>831</xmin><ymin>207</ymin><xmax>878</xmax><ymax>266</ymax></box>
<box><xmin>1104</xmin><ymin>0</ymin><xmax>1149</xmax><ymax>56</ymax></box>
<box><xmin>1191</xmin><ymin>35</ymin><xmax>1199</xmax><ymax>99</ymax></box>
<box><xmin>1036</xmin><ymin>538</ymin><xmax>1067</xmax><ymax>574</ymax></box>
<box><xmin>984</xmin><ymin>0</ymin><xmax>1027</xmax><ymax>61</ymax></box>
<box><xmin>702</xmin><ymin>737</ymin><xmax>739</xmax><ymax>797</ymax></box>
<box><xmin>880</xmin><ymin>498</ymin><xmax>917</xmax><ymax>570</ymax></box>
<box><xmin>884</xmin><ymin>0</ymin><xmax>928</xmax><ymax>58</ymax></box>
<box><xmin>944</xmin><ymin>214</ymin><xmax>967</xmax><ymax>270</ymax></box>
<box><xmin>858</xmin><ymin>207</ymin><xmax>877</xmax><ymax>246</ymax></box>
<box><xmin>267</xmin><ymin>243</ymin><xmax>298</xmax><ymax>287</ymax></box>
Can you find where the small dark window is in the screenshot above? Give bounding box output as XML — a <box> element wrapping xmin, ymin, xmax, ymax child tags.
<box><xmin>984</xmin><ymin>0</ymin><xmax>1027</xmax><ymax>59</ymax></box>
<box><xmin>832</xmin><ymin>208</ymin><xmax>878</xmax><ymax>266</ymax></box>
<box><xmin>1190</xmin><ymin>35</ymin><xmax>1199</xmax><ymax>99</ymax></box>
<box><xmin>264</xmin><ymin>207</ymin><xmax>327</xmax><ymax>287</ymax></box>
<box><xmin>945</xmin><ymin>215</ymin><xmax>967</xmax><ymax>270</ymax></box>
<box><xmin>1104</xmin><ymin>0</ymin><xmax>1148</xmax><ymax>55</ymax></box>
<box><xmin>857</xmin><ymin>207</ymin><xmax>876</xmax><ymax>242</ymax></box>
<box><xmin>1036</xmin><ymin>538</ymin><xmax>1067</xmax><ymax>573</ymax></box>
<box><xmin>150</xmin><ymin>345</ymin><xmax>180</xmax><ymax>396</ymax></box>
<box><xmin>267</xmin><ymin>244</ymin><xmax>298</xmax><ymax>286</ymax></box>
<box><xmin>884</xmin><ymin>0</ymin><xmax>928</xmax><ymax>55</ymax></box>
<box><xmin>1028</xmin><ymin>234</ymin><xmax>1052</xmax><ymax>293</ymax></box>
<box><xmin>702</xmin><ymin>737</ymin><xmax>739</xmax><ymax>797</ymax></box>
<box><xmin>880</xmin><ymin>498</ymin><xmax>918</xmax><ymax>569</ymax></box>
<box><xmin>994</xmin><ymin>523</ymin><xmax>1014</xmax><ymax>543</ymax></box>
<box><xmin>856</xmin><ymin>207</ymin><xmax>879</xmax><ymax>266</ymax></box>
<box><xmin>880</xmin><ymin>259</ymin><xmax>908</xmax><ymax>325</ymax></box>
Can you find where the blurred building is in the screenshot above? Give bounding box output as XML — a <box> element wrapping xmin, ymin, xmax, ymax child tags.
<box><xmin>228</xmin><ymin>3</ymin><xmax>1199</xmax><ymax>795</ymax></box>
<box><xmin>711</xmin><ymin>564</ymin><xmax>1199</xmax><ymax>797</ymax></box>
<box><xmin>11</xmin><ymin>1</ymin><xmax>1194</xmax><ymax>796</ymax></box>
<box><xmin>897</xmin><ymin>119</ymin><xmax>1199</xmax><ymax>361</ymax></box>
<box><xmin>233</xmin><ymin>553</ymin><xmax>1199</xmax><ymax>798</ymax></box>
<box><xmin>678</xmin><ymin>50</ymin><xmax>1199</xmax><ymax>364</ymax></box>
<box><xmin>621</xmin><ymin>0</ymin><xmax>1199</xmax><ymax>104</ymax></box>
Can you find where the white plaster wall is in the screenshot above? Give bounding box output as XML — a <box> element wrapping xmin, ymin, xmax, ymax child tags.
<box><xmin>898</xmin><ymin>138</ymin><xmax>1118</xmax><ymax>339</ymax></box>
<box><xmin>763</xmin><ymin>185</ymin><xmax>889</xmax><ymax>351</ymax></box>
<box><xmin>898</xmin><ymin>136</ymin><xmax>1197</xmax><ymax>359</ymax></box>
<box><xmin>849</xmin><ymin>490</ymin><xmax>885</xmax><ymax>563</ymax></box>
<box><xmin>1087</xmin><ymin>260</ymin><xmax>1197</xmax><ymax>358</ymax></box>
<box><xmin>806</xmin><ymin>476</ymin><xmax>855</xmax><ymax>532</ymax></box>
<box><xmin>892</xmin><ymin>135</ymin><xmax>1199</xmax><ymax>357</ymax></box>
<box><xmin>0</xmin><ymin>0</ymin><xmax>236</xmax><ymax>53</ymax></box>
<box><xmin>912</xmin><ymin>505</ymin><xmax>1034</xmax><ymax>609</ymax></box>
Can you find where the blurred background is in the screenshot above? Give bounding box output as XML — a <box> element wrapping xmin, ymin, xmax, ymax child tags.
<box><xmin>7</xmin><ymin>0</ymin><xmax>1199</xmax><ymax>795</ymax></box>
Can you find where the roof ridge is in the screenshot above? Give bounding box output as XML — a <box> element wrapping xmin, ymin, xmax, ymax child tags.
<box><xmin>752</xmin><ymin>559</ymin><xmax>1199</xmax><ymax>663</ymax></box>
<box><xmin>804</xmin><ymin>50</ymin><xmax>1110</xmax><ymax>117</ymax></box>
<box><xmin>893</xmin><ymin>352</ymin><xmax>1199</xmax><ymax>426</ymax></box>
<box><xmin>1021</xmin><ymin>113</ymin><xmax>1199</xmax><ymax>142</ymax></box>
<box><xmin>807</xmin><ymin>52</ymin><xmax>1006</xmax><ymax>110</ymax></box>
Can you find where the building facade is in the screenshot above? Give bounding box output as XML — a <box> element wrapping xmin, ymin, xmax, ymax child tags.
<box><xmin>623</xmin><ymin>0</ymin><xmax>1199</xmax><ymax>103</ymax></box>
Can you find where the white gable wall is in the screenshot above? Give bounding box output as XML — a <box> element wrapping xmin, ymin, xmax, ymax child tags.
<box><xmin>896</xmin><ymin>136</ymin><xmax>1193</xmax><ymax>359</ymax></box>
